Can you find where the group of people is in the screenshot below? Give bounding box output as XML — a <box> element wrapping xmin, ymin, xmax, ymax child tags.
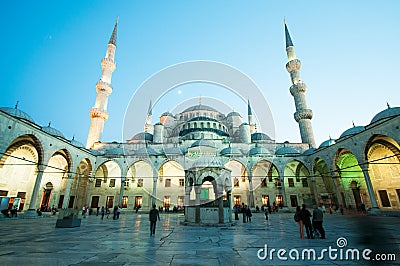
<box><xmin>294</xmin><ymin>204</ymin><xmax>325</xmax><ymax>239</ymax></box>
<box><xmin>233</xmin><ymin>203</ymin><xmax>253</xmax><ymax>223</ymax></box>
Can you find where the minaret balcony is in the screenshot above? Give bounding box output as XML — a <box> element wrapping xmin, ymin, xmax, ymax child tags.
<box><xmin>101</xmin><ymin>58</ymin><xmax>116</xmax><ymax>71</ymax></box>
<box><xmin>289</xmin><ymin>83</ymin><xmax>307</xmax><ymax>95</ymax></box>
<box><xmin>96</xmin><ymin>81</ymin><xmax>113</xmax><ymax>94</ymax></box>
<box><xmin>294</xmin><ymin>109</ymin><xmax>313</xmax><ymax>122</ymax></box>
<box><xmin>285</xmin><ymin>59</ymin><xmax>301</xmax><ymax>72</ymax></box>
<box><xmin>90</xmin><ymin>108</ymin><xmax>109</xmax><ymax>120</ymax></box>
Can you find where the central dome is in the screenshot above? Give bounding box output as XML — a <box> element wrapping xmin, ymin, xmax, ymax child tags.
<box><xmin>182</xmin><ymin>104</ymin><xmax>218</xmax><ymax>113</ymax></box>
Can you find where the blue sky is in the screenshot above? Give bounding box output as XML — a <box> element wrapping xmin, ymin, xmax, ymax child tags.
<box><xmin>1</xmin><ymin>1</ymin><xmax>399</xmax><ymax>146</ymax></box>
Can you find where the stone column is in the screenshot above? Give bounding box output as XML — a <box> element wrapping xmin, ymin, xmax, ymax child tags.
<box><xmin>332</xmin><ymin>176</ymin><xmax>344</xmax><ymax>208</ymax></box>
<box><xmin>119</xmin><ymin>176</ymin><xmax>126</xmax><ymax>207</ymax></box>
<box><xmin>194</xmin><ymin>185</ymin><xmax>201</xmax><ymax>223</ymax></box>
<box><xmin>217</xmin><ymin>191</ymin><xmax>224</xmax><ymax>224</ymax></box>
<box><xmin>85</xmin><ymin>176</ymin><xmax>94</xmax><ymax>207</ymax></box>
<box><xmin>280</xmin><ymin>177</ymin><xmax>290</xmax><ymax>212</ymax></box>
<box><xmin>28</xmin><ymin>164</ymin><xmax>46</xmax><ymax>211</ymax></box>
<box><xmin>152</xmin><ymin>170</ymin><xmax>158</xmax><ymax>207</ymax></box>
<box><xmin>248</xmin><ymin>172</ymin><xmax>255</xmax><ymax>208</ymax></box>
<box><xmin>310</xmin><ymin>177</ymin><xmax>319</xmax><ymax>206</ymax></box>
<box><xmin>361</xmin><ymin>166</ymin><xmax>379</xmax><ymax>209</ymax></box>
<box><xmin>227</xmin><ymin>190</ymin><xmax>232</xmax><ymax>223</ymax></box>
<box><xmin>62</xmin><ymin>174</ymin><xmax>74</xmax><ymax>209</ymax></box>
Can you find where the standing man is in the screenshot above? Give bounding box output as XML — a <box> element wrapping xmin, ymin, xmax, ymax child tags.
<box><xmin>300</xmin><ymin>204</ymin><xmax>313</xmax><ymax>239</ymax></box>
<box><xmin>241</xmin><ymin>203</ymin><xmax>247</xmax><ymax>223</ymax></box>
<box><xmin>312</xmin><ymin>205</ymin><xmax>326</xmax><ymax>239</ymax></box>
<box><xmin>149</xmin><ymin>204</ymin><xmax>160</xmax><ymax>236</ymax></box>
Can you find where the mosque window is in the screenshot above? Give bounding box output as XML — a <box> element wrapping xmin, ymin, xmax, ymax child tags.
<box><xmin>262</xmin><ymin>195</ymin><xmax>269</xmax><ymax>205</ymax></box>
<box><xmin>178</xmin><ymin>196</ymin><xmax>184</xmax><ymax>206</ymax></box>
<box><xmin>234</xmin><ymin>195</ymin><xmax>241</xmax><ymax>205</ymax></box>
<box><xmin>301</xmin><ymin>178</ymin><xmax>308</xmax><ymax>187</ymax></box>
<box><xmin>57</xmin><ymin>195</ymin><xmax>64</xmax><ymax>209</ymax></box>
<box><xmin>165</xmin><ymin>178</ymin><xmax>171</xmax><ymax>187</ymax></box>
<box><xmin>207</xmin><ymin>122</ymin><xmax>211</xmax><ymax>128</ymax></box>
<box><xmin>234</xmin><ymin>178</ymin><xmax>239</xmax><ymax>187</ymax></box>
<box><xmin>268</xmin><ymin>176</ymin><xmax>273</xmax><ymax>182</ymax></box>
<box><xmin>164</xmin><ymin>196</ymin><xmax>171</xmax><ymax>208</ymax></box>
<box><xmin>288</xmin><ymin>178</ymin><xmax>295</xmax><ymax>187</ymax></box>
<box><xmin>218</xmin><ymin>124</ymin><xmax>222</xmax><ymax>130</ymax></box>
<box><xmin>137</xmin><ymin>179</ymin><xmax>143</xmax><ymax>187</ymax></box>
<box><xmin>0</xmin><ymin>190</ymin><xmax>7</xmax><ymax>196</ymax></box>
<box><xmin>213</xmin><ymin>123</ymin><xmax>217</xmax><ymax>129</ymax></box>
<box><xmin>378</xmin><ymin>190</ymin><xmax>391</xmax><ymax>207</ymax></box>
<box><xmin>194</xmin><ymin>122</ymin><xmax>197</xmax><ymax>128</ymax></box>
<box><xmin>179</xmin><ymin>179</ymin><xmax>184</xmax><ymax>187</ymax></box>
<box><xmin>290</xmin><ymin>195</ymin><xmax>298</xmax><ymax>207</ymax></box>
<box><xmin>200</xmin><ymin>122</ymin><xmax>204</xmax><ymax>128</ymax></box>
<box><xmin>122</xmin><ymin>196</ymin><xmax>128</xmax><ymax>208</ymax></box>
<box><xmin>397</xmin><ymin>189</ymin><xmax>400</xmax><ymax>202</ymax></box>
<box><xmin>91</xmin><ymin>196</ymin><xmax>99</xmax><ymax>208</ymax></box>
<box><xmin>106</xmin><ymin>196</ymin><xmax>114</xmax><ymax>208</ymax></box>
<box><xmin>95</xmin><ymin>179</ymin><xmax>102</xmax><ymax>187</ymax></box>
<box><xmin>274</xmin><ymin>178</ymin><xmax>282</xmax><ymax>188</ymax></box>
<box><xmin>109</xmin><ymin>179</ymin><xmax>116</xmax><ymax>187</ymax></box>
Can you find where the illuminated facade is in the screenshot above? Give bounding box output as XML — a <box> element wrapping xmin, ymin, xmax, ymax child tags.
<box><xmin>1</xmin><ymin>22</ymin><xmax>399</xmax><ymax>214</ymax></box>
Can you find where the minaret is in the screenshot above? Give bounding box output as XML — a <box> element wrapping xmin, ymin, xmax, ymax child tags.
<box><xmin>86</xmin><ymin>19</ymin><xmax>118</xmax><ymax>149</ymax></box>
<box><xmin>144</xmin><ymin>100</ymin><xmax>153</xmax><ymax>133</ymax></box>
<box><xmin>284</xmin><ymin>20</ymin><xmax>316</xmax><ymax>148</ymax></box>
<box><xmin>248</xmin><ymin>99</ymin><xmax>255</xmax><ymax>134</ymax></box>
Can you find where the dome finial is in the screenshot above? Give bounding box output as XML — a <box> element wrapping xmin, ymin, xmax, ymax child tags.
<box><xmin>72</xmin><ymin>135</ymin><xmax>75</xmax><ymax>140</ymax></box>
<box><xmin>48</xmin><ymin>121</ymin><xmax>51</xmax><ymax>127</ymax></box>
<box><xmin>387</xmin><ymin>102</ymin><xmax>391</xmax><ymax>109</ymax></box>
<box><xmin>15</xmin><ymin>101</ymin><xmax>19</xmax><ymax>109</ymax></box>
<box><xmin>352</xmin><ymin>121</ymin><xmax>355</xmax><ymax>127</ymax></box>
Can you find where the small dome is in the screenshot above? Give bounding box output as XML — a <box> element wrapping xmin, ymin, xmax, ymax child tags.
<box><xmin>220</xmin><ymin>146</ymin><xmax>242</xmax><ymax>156</ymax></box>
<box><xmin>183</xmin><ymin>104</ymin><xmax>218</xmax><ymax>113</ymax></box>
<box><xmin>154</xmin><ymin>122</ymin><xmax>163</xmax><ymax>126</ymax></box>
<box><xmin>0</xmin><ymin>107</ymin><xmax>35</xmax><ymax>123</ymax></box>
<box><xmin>135</xmin><ymin>147</ymin><xmax>160</xmax><ymax>156</ymax></box>
<box><xmin>248</xmin><ymin>146</ymin><xmax>270</xmax><ymax>156</ymax></box>
<box><xmin>130</xmin><ymin>132</ymin><xmax>153</xmax><ymax>142</ymax></box>
<box><xmin>319</xmin><ymin>138</ymin><xmax>336</xmax><ymax>148</ymax></box>
<box><xmin>42</xmin><ymin>124</ymin><xmax>65</xmax><ymax>138</ymax></box>
<box><xmin>161</xmin><ymin>111</ymin><xmax>174</xmax><ymax>117</ymax></box>
<box><xmin>163</xmin><ymin>147</ymin><xmax>184</xmax><ymax>155</ymax></box>
<box><xmin>105</xmin><ymin>147</ymin><xmax>125</xmax><ymax>155</ymax></box>
<box><xmin>190</xmin><ymin>139</ymin><xmax>216</xmax><ymax>148</ymax></box>
<box><xmin>251</xmin><ymin>132</ymin><xmax>272</xmax><ymax>142</ymax></box>
<box><xmin>275</xmin><ymin>146</ymin><xmax>299</xmax><ymax>156</ymax></box>
<box><xmin>339</xmin><ymin>126</ymin><xmax>365</xmax><ymax>139</ymax></box>
<box><xmin>70</xmin><ymin>138</ymin><xmax>85</xmax><ymax>148</ymax></box>
<box><xmin>227</xmin><ymin>111</ymin><xmax>242</xmax><ymax>117</ymax></box>
<box><xmin>192</xmin><ymin>156</ymin><xmax>223</xmax><ymax>168</ymax></box>
<box><xmin>302</xmin><ymin>148</ymin><xmax>316</xmax><ymax>155</ymax></box>
<box><xmin>370</xmin><ymin>106</ymin><xmax>400</xmax><ymax>124</ymax></box>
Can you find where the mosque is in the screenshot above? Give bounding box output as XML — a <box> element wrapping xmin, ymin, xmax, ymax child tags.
<box><xmin>1</xmin><ymin>20</ymin><xmax>399</xmax><ymax>218</ymax></box>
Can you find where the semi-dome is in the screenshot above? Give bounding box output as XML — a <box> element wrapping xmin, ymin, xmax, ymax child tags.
<box><xmin>130</xmin><ymin>132</ymin><xmax>153</xmax><ymax>142</ymax></box>
<box><xmin>302</xmin><ymin>148</ymin><xmax>316</xmax><ymax>155</ymax></box>
<box><xmin>319</xmin><ymin>138</ymin><xmax>336</xmax><ymax>148</ymax></box>
<box><xmin>220</xmin><ymin>146</ymin><xmax>242</xmax><ymax>156</ymax></box>
<box><xmin>135</xmin><ymin>147</ymin><xmax>160</xmax><ymax>156</ymax></box>
<box><xmin>248</xmin><ymin>146</ymin><xmax>271</xmax><ymax>156</ymax></box>
<box><xmin>190</xmin><ymin>139</ymin><xmax>216</xmax><ymax>148</ymax></box>
<box><xmin>0</xmin><ymin>107</ymin><xmax>35</xmax><ymax>123</ymax></box>
<box><xmin>42</xmin><ymin>123</ymin><xmax>65</xmax><ymax>138</ymax></box>
<box><xmin>370</xmin><ymin>106</ymin><xmax>400</xmax><ymax>124</ymax></box>
<box><xmin>339</xmin><ymin>126</ymin><xmax>365</xmax><ymax>139</ymax></box>
<box><xmin>251</xmin><ymin>132</ymin><xmax>272</xmax><ymax>142</ymax></box>
<box><xmin>275</xmin><ymin>146</ymin><xmax>299</xmax><ymax>156</ymax></box>
<box><xmin>182</xmin><ymin>104</ymin><xmax>218</xmax><ymax>113</ymax></box>
<box><xmin>227</xmin><ymin>111</ymin><xmax>242</xmax><ymax>117</ymax></box>
<box><xmin>104</xmin><ymin>147</ymin><xmax>125</xmax><ymax>155</ymax></box>
<box><xmin>161</xmin><ymin>111</ymin><xmax>174</xmax><ymax>117</ymax></box>
<box><xmin>70</xmin><ymin>138</ymin><xmax>85</xmax><ymax>148</ymax></box>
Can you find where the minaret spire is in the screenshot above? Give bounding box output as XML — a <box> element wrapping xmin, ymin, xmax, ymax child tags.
<box><xmin>247</xmin><ymin>99</ymin><xmax>255</xmax><ymax>134</ymax></box>
<box><xmin>284</xmin><ymin>20</ymin><xmax>316</xmax><ymax>148</ymax></box>
<box><xmin>144</xmin><ymin>100</ymin><xmax>153</xmax><ymax>133</ymax></box>
<box><xmin>86</xmin><ymin>20</ymin><xmax>118</xmax><ymax>149</ymax></box>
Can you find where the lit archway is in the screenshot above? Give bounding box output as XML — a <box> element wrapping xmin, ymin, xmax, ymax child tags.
<box><xmin>126</xmin><ymin>160</ymin><xmax>154</xmax><ymax>210</ymax></box>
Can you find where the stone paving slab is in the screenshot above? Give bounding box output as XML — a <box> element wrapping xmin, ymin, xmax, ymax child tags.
<box><xmin>0</xmin><ymin>211</ymin><xmax>399</xmax><ymax>265</ymax></box>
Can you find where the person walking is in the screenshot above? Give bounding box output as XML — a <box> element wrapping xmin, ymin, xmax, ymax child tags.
<box><xmin>294</xmin><ymin>206</ymin><xmax>304</xmax><ymax>238</ymax></box>
<box><xmin>300</xmin><ymin>204</ymin><xmax>313</xmax><ymax>239</ymax></box>
<box><xmin>312</xmin><ymin>205</ymin><xmax>325</xmax><ymax>239</ymax></box>
<box><xmin>242</xmin><ymin>203</ymin><xmax>247</xmax><ymax>223</ymax></box>
<box><xmin>100</xmin><ymin>206</ymin><xmax>105</xmax><ymax>220</ymax></box>
<box><xmin>149</xmin><ymin>204</ymin><xmax>160</xmax><ymax>236</ymax></box>
<box><xmin>246</xmin><ymin>205</ymin><xmax>252</xmax><ymax>222</ymax></box>
<box><xmin>233</xmin><ymin>204</ymin><xmax>239</xmax><ymax>220</ymax></box>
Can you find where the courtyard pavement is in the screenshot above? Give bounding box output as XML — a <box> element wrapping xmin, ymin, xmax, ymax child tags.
<box><xmin>0</xmin><ymin>210</ymin><xmax>399</xmax><ymax>265</ymax></box>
